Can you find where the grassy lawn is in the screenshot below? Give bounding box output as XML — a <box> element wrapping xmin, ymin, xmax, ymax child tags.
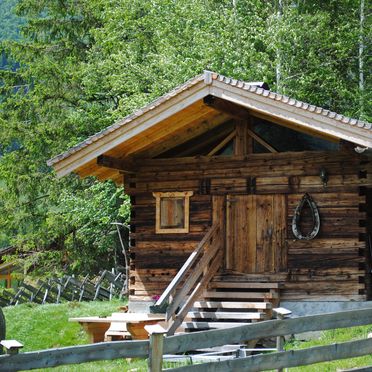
<box><xmin>287</xmin><ymin>325</ymin><xmax>372</xmax><ymax>371</ymax></box>
<box><xmin>2</xmin><ymin>302</ymin><xmax>372</xmax><ymax>371</ymax></box>
<box><xmin>3</xmin><ymin>301</ymin><xmax>148</xmax><ymax>371</ymax></box>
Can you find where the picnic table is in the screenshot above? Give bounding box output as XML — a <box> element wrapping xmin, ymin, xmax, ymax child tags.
<box><xmin>69</xmin><ymin>313</ymin><xmax>165</xmax><ymax>342</ymax></box>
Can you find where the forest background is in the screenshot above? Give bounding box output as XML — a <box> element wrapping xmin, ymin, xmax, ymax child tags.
<box><xmin>0</xmin><ymin>0</ymin><xmax>370</xmax><ymax>278</ymax></box>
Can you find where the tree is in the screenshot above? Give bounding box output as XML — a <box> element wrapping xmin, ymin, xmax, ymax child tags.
<box><xmin>0</xmin><ymin>0</ymin><xmax>369</xmax><ymax>277</ymax></box>
<box><xmin>0</xmin><ymin>0</ymin><xmax>128</xmax><ymax>276</ymax></box>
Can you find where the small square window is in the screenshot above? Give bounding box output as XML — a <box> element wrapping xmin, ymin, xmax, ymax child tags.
<box><xmin>153</xmin><ymin>191</ymin><xmax>193</xmax><ymax>233</ymax></box>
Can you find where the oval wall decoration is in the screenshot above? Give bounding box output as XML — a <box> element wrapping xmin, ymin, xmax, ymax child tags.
<box><xmin>291</xmin><ymin>193</ymin><xmax>320</xmax><ymax>240</ymax></box>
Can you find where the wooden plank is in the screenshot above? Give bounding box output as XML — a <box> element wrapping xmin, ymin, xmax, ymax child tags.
<box><xmin>166</xmin><ymin>338</ymin><xmax>372</xmax><ymax>372</ymax></box>
<box><xmin>171</xmin><ymin>120</ymin><xmax>235</xmax><ymax>158</ymax></box>
<box><xmin>137</xmin><ymin>151</ymin><xmax>361</xmax><ymax>169</ymax></box>
<box><xmin>273</xmin><ymin>308</ymin><xmax>292</xmax><ymax>317</ymax></box>
<box><xmin>0</xmin><ymin>340</ymin><xmax>23</xmax><ymax>355</ymax></box>
<box><xmin>288</xmin><ymin>254</ymin><xmax>363</xmax><ymax>270</ymax></box>
<box><xmin>225</xmin><ymin>195</ymin><xmax>233</xmax><ymax>270</ymax></box>
<box><xmin>183</xmin><ymin>321</ymin><xmax>249</xmax><ymax>329</ymax></box>
<box><xmin>134</xmin><ymin>111</ymin><xmax>230</xmax><ymax>159</ymax></box>
<box><xmin>163</xmin><ymin>308</ymin><xmax>372</xmax><ymax>355</ymax></box>
<box><xmin>287</xmin><ymin>238</ymin><xmax>364</xmax><ymax>255</ymax></box>
<box><xmin>148</xmin><ymin>331</ymin><xmax>165</xmax><ymax>372</ymax></box>
<box><xmin>234</xmin><ymin>120</ymin><xmax>248</xmax><ymax>156</ymax></box>
<box><xmin>255</xmin><ymin>195</ymin><xmax>274</xmax><ymax>272</ymax></box>
<box><xmin>136</xmin><ymin>159</ymin><xmax>362</xmax><ymax>179</ymax></box>
<box><xmin>187</xmin><ymin>312</ymin><xmax>265</xmax><ymax>320</ymax></box>
<box><xmin>207</xmin><ymin>130</ymin><xmax>236</xmax><ymax>156</ymax></box>
<box><xmin>282</xmin><ymin>282</ymin><xmax>365</xmax><ymax>291</ymax></box>
<box><xmin>96</xmin><ymin>155</ymin><xmax>137</xmax><ymax>173</ymax></box>
<box><xmin>212</xmin><ymin>272</ymin><xmax>288</xmax><ymax>282</ymax></box>
<box><xmin>274</xmin><ymin>194</ymin><xmax>287</xmax><ymax>271</ymax></box>
<box><xmin>209</xmin><ymin>282</ymin><xmax>281</xmax><ymax>289</ymax></box>
<box><xmin>0</xmin><ymin>340</ymin><xmax>149</xmax><ymax>372</ymax></box>
<box><xmin>203</xmin><ymin>291</ymin><xmax>277</xmax><ymax>299</ymax></box>
<box><xmin>227</xmin><ymin>195</ymin><xmax>256</xmax><ymax>274</ymax></box>
<box><xmin>136</xmin><ymin>241</ymin><xmax>197</xmax><ymax>251</ymax></box>
<box><xmin>110</xmin><ymin>97</ymin><xmax>211</xmax><ymax>156</ymax></box>
<box><xmin>237</xmin><ymin>195</ymin><xmax>248</xmax><ymax>273</ymax></box>
<box><xmin>212</xmin><ymin>195</ymin><xmax>225</xmax><ymax>271</ymax></box>
<box><xmin>246</xmin><ymin>127</ymin><xmax>278</xmax><ymax>153</ymax></box>
<box><xmin>193</xmin><ymin>301</ymin><xmax>272</xmax><ymax>310</ymax></box>
<box><xmin>247</xmin><ymin>195</ymin><xmax>257</xmax><ymax>273</ymax></box>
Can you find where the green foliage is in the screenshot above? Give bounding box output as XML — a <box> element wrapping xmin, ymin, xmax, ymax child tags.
<box><xmin>0</xmin><ymin>0</ymin><xmax>370</xmax><ymax>276</ymax></box>
<box><xmin>268</xmin><ymin>0</ymin><xmax>371</xmax><ymax>120</ymax></box>
<box><xmin>0</xmin><ymin>0</ymin><xmax>129</xmax><ymax>275</ymax></box>
<box><xmin>0</xmin><ymin>0</ymin><xmax>24</xmax><ymax>42</ymax></box>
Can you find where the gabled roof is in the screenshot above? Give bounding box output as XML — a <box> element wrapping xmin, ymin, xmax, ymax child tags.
<box><xmin>47</xmin><ymin>71</ymin><xmax>372</xmax><ymax>183</ymax></box>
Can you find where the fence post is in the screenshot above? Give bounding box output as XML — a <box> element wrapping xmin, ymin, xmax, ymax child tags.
<box><xmin>273</xmin><ymin>308</ymin><xmax>292</xmax><ymax>372</ymax></box>
<box><xmin>0</xmin><ymin>340</ymin><xmax>23</xmax><ymax>355</ymax></box>
<box><xmin>145</xmin><ymin>323</ymin><xmax>167</xmax><ymax>372</ymax></box>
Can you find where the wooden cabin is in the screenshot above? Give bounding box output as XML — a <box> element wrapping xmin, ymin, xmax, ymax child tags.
<box><xmin>48</xmin><ymin>71</ymin><xmax>372</xmax><ymax>331</ymax></box>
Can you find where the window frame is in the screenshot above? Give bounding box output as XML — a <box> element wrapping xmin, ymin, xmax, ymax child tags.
<box><xmin>153</xmin><ymin>191</ymin><xmax>193</xmax><ymax>234</ymax></box>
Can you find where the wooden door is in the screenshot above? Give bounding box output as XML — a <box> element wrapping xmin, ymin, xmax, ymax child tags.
<box><xmin>226</xmin><ymin>194</ymin><xmax>287</xmax><ymax>273</ymax></box>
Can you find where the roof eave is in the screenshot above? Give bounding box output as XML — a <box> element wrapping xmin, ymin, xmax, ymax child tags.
<box><xmin>52</xmin><ymin>79</ymin><xmax>210</xmax><ymax>178</ymax></box>
<box><xmin>210</xmin><ymin>81</ymin><xmax>372</xmax><ymax>149</ymax></box>
<box><xmin>49</xmin><ymin>71</ymin><xmax>372</xmax><ymax>178</ymax></box>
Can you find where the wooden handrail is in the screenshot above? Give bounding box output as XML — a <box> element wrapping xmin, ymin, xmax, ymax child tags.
<box><xmin>154</xmin><ymin>224</ymin><xmax>219</xmax><ymax>308</ymax></box>
<box><xmin>154</xmin><ymin>222</ymin><xmax>224</xmax><ymax>335</ymax></box>
<box><xmin>167</xmin><ymin>250</ymin><xmax>223</xmax><ymax>335</ymax></box>
<box><xmin>166</xmin><ymin>241</ymin><xmax>221</xmax><ymax>320</ymax></box>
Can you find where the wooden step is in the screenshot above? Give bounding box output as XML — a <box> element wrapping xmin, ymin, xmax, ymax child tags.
<box><xmin>214</xmin><ymin>272</ymin><xmax>287</xmax><ymax>282</ymax></box>
<box><xmin>193</xmin><ymin>301</ymin><xmax>272</xmax><ymax>310</ymax></box>
<box><xmin>187</xmin><ymin>311</ymin><xmax>265</xmax><ymax>320</ymax></box>
<box><xmin>203</xmin><ymin>291</ymin><xmax>278</xmax><ymax>300</ymax></box>
<box><xmin>210</xmin><ymin>281</ymin><xmax>282</xmax><ymax>289</ymax></box>
<box><xmin>183</xmin><ymin>321</ymin><xmax>248</xmax><ymax>330</ymax></box>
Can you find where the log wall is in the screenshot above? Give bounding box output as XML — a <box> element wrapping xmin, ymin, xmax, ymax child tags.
<box><xmin>125</xmin><ymin>151</ymin><xmax>372</xmax><ymax>302</ymax></box>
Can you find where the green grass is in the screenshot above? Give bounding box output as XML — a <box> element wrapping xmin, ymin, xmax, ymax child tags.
<box><xmin>286</xmin><ymin>325</ymin><xmax>372</xmax><ymax>371</ymax></box>
<box><xmin>3</xmin><ymin>301</ymin><xmax>148</xmax><ymax>371</ymax></box>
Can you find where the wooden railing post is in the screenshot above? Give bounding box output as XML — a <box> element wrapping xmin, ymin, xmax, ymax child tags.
<box><xmin>146</xmin><ymin>324</ymin><xmax>167</xmax><ymax>372</ymax></box>
<box><xmin>0</xmin><ymin>340</ymin><xmax>23</xmax><ymax>355</ymax></box>
<box><xmin>273</xmin><ymin>308</ymin><xmax>292</xmax><ymax>372</ymax></box>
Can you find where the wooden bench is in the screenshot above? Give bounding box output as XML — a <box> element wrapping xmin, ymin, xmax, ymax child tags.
<box><xmin>69</xmin><ymin>313</ymin><xmax>165</xmax><ymax>342</ymax></box>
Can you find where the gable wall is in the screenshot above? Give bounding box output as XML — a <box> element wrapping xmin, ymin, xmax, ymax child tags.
<box><xmin>125</xmin><ymin>151</ymin><xmax>372</xmax><ymax>302</ymax></box>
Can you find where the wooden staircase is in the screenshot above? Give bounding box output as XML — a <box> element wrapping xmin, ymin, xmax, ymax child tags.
<box><xmin>153</xmin><ymin>219</ymin><xmax>281</xmax><ymax>335</ymax></box>
<box><xmin>182</xmin><ymin>279</ymin><xmax>280</xmax><ymax>331</ymax></box>
<box><xmin>152</xmin><ymin>222</ymin><xmax>224</xmax><ymax>335</ymax></box>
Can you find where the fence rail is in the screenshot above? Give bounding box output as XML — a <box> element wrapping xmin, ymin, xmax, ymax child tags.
<box><xmin>166</xmin><ymin>338</ymin><xmax>372</xmax><ymax>372</ymax></box>
<box><xmin>0</xmin><ymin>340</ymin><xmax>148</xmax><ymax>372</ymax></box>
<box><xmin>163</xmin><ymin>307</ymin><xmax>372</xmax><ymax>354</ymax></box>
<box><xmin>1</xmin><ymin>307</ymin><xmax>372</xmax><ymax>371</ymax></box>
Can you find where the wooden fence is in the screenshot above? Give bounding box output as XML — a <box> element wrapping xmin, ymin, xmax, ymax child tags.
<box><xmin>1</xmin><ymin>307</ymin><xmax>372</xmax><ymax>371</ymax></box>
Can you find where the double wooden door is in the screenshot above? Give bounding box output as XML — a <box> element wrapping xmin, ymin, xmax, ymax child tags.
<box><xmin>225</xmin><ymin>194</ymin><xmax>287</xmax><ymax>274</ymax></box>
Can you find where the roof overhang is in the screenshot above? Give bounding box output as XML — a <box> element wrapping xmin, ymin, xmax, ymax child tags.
<box><xmin>47</xmin><ymin>71</ymin><xmax>372</xmax><ymax>183</ymax></box>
